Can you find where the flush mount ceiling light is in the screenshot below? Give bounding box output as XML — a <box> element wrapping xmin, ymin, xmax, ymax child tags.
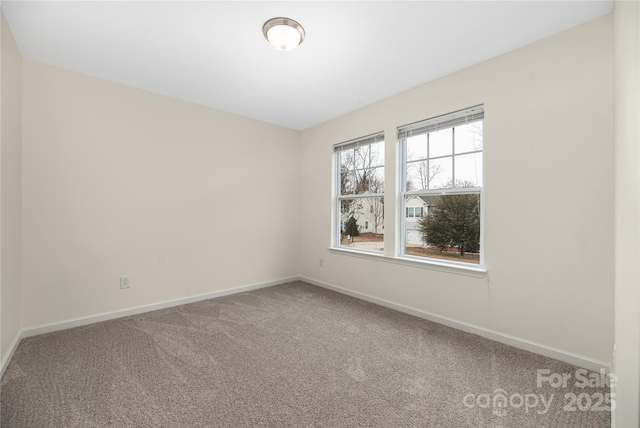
<box><xmin>263</xmin><ymin>17</ymin><xmax>305</xmax><ymax>51</ymax></box>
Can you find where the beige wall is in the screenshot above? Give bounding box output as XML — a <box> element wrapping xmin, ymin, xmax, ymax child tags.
<box><xmin>1</xmin><ymin>11</ymin><xmax>23</xmax><ymax>363</ymax></box>
<box><xmin>613</xmin><ymin>1</ymin><xmax>640</xmax><ymax>425</ymax></box>
<box><xmin>21</xmin><ymin>60</ymin><xmax>300</xmax><ymax>327</ymax></box>
<box><xmin>299</xmin><ymin>16</ymin><xmax>614</xmax><ymax>364</ymax></box>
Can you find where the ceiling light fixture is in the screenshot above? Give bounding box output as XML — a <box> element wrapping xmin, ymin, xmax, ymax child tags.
<box><xmin>263</xmin><ymin>17</ymin><xmax>305</xmax><ymax>51</ymax></box>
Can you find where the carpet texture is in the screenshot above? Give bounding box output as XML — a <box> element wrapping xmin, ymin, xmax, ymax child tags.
<box><xmin>1</xmin><ymin>281</ymin><xmax>611</xmax><ymax>427</ymax></box>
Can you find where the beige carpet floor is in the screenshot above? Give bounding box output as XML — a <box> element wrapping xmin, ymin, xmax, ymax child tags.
<box><xmin>1</xmin><ymin>281</ymin><xmax>611</xmax><ymax>427</ymax></box>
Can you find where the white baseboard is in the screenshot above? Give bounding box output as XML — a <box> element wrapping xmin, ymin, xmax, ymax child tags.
<box><xmin>5</xmin><ymin>275</ymin><xmax>610</xmax><ymax>379</ymax></box>
<box><xmin>300</xmin><ymin>275</ymin><xmax>611</xmax><ymax>373</ymax></box>
<box><xmin>1</xmin><ymin>329</ymin><xmax>24</xmax><ymax>378</ymax></box>
<box><xmin>22</xmin><ymin>276</ymin><xmax>298</xmax><ymax>339</ymax></box>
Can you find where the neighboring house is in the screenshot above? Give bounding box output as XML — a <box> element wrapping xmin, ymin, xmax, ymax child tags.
<box><xmin>340</xmin><ymin>198</ymin><xmax>384</xmax><ymax>236</ymax></box>
<box><xmin>341</xmin><ymin>196</ymin><xmax>437</xmax><ymax>242</ymax></box>
<box><xmin>405</xmin><ymin>196</ymin><xmax>430</xmax><ymax>245</ymax></box>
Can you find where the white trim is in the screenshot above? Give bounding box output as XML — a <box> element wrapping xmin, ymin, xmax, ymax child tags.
<box><xmin>300</xmin><ymin>275</ymin><xmax>611</xmax><ymax>373</ymax></box>
<box><xmin>5</xmin><ymin>275</ymin><xmax>609</xmax><ymax>380</ymax></box>
<box><xmin>1</xmin><ymin>329</ymin><xmax>24</xmax><ymax>378</ymax></box>
<box><xmin>21</xmin><ymin>277</ymin><xmax>297</xmax><ymax>339</ymax></box>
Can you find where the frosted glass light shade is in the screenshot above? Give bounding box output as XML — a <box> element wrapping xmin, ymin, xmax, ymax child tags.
<box><xmin>263</xmin><ymin>18</ymin><xmax>305</xmax><ymax>51</ymax></box>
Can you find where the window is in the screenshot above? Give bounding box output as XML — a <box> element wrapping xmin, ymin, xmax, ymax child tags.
<box><xmin>399</xmin><ymin>106</ymin><xmax>483</xmax><ymax>265</ymax></box>
<box><xmin>334</xmin><ymin>133</ymin><xmax>384</xmax><ymax>252</ymax></box>
<box><xmin>406</xmin><ymin>207</ymin><xmax>423</xmax><ymax>218</ymax></box>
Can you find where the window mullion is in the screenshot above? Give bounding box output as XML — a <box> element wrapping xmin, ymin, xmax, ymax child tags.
<box><xmin>452</xmin><ymin>127</ymin><xmax>456</xmax><ymax>185</ymax></box>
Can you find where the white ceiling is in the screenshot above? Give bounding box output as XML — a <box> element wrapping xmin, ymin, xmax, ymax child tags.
<box><xmin>2</xmin><ymin>1</ymin><xmax>612</xmax><ymax>131</ymax></box>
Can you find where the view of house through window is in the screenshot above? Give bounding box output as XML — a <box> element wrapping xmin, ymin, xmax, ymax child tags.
<box><xmin>400</xmin><ymin>106</ymin><xmax>484</xmax><ymax>265</ymax></box>
<box><xmin>332</xmin><ymin>107</ymin><xmax>483</xmax><ymax>267</ymax></box>
<box><xmin>335</xmin><ymin>133</ymin><xmax>385</xmax><ymax>252</ymax></box>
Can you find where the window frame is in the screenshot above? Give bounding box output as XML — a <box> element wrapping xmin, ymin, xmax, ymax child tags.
<box><xmin>406</xmin><ymin>206</ymin><xmax>424</xmax><ymax>218</ymax></box>
<box><xmin>398</xmin><ymin>105</ymin><xmax>485</xmax><ymax>268</ymax></box>
<box><xmin>333</xmin><ymin>132</ymin><xmax>385</xmax><ymax>254</ymax></box>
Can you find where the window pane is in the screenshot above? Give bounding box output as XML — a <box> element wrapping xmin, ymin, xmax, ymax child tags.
<box><xmin>340</xmin><ymin>199</ymin><xmax>352</xmax><ymax>215</ymax></box>
<box><xmin>404</xmin><ymin>194</ymin><xmax>427</xmax><ymax>243</ymax></box>
<box><xmin>353</xmin><ymin>143</ymin><xmax>383</xmax><ymax>170</ymax></box>
<box><xmin>404</xmin><ymin>193</ymin><xmax>480</xmax><ymax>264</ymax></box>
<box><xmin>455</xmin><ymin>122</ymin><xmax>483</xmax><ymax>154</ymax></box>
<box><xmin>455</xmin><ymin>153</ymin><xmax>483</xmax><ymax>187</ymax></box>
<box><xmin>429</xmin><ymin>128</ymin><xmax>453</xmax><ymax>158</ymax></box>
<box><xmin>339</xmin><ymin>197</ymin><xmax>384</xmax><ymax>252</ymax></box>
<box><xmin>340</xmin><ymin>149</ymin><xmax>354</xmax><ymax>171</ymax></box>
<box><xmin>429</xmin><ymin>157</ymin><xmax>453</xmax><ymax>189</ymax></box>
<box><xmin>340</xmin><ymin>170</ymin><xmax>356</xmax><ymax>195</ymax></box>
<box><xmin>406</xmin><ymin>160</ymin><xmax>430</xmax><ymax>191</ymax></box>
<box><xmin>370</xmin><ymin>167</ymin><xmax>384</xmax><ymax>193</ymax></box>
<box><xmin>369</xmin><ymin>140</ymin><xmax>385</xmax><ymax>166</ymax></box>
<box><xmin>352</xmin><ymin>166</ymin><xmax>384</xmax><ymax>194</ymax></box>
<box><xmin>407</xmin><ymin>134</ymin><xmax>428</xmax><ymax>161</ymax></box>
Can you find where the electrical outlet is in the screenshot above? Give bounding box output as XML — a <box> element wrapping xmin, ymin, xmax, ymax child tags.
<box><xmin>120</xmin><ymin>276</ymin><xmax>131</xmax><ymax>289</ymax></box>
<box><xmin>319</xmin><ymin>259</ymin><xmax>324</xmax><ymax>268</ymax></box>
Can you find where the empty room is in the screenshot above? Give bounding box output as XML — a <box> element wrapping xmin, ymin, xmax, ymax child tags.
<box><xmin>1</xmin><ymin>1</ymin><xmax>638</xmax><ymax>427</ymax></box>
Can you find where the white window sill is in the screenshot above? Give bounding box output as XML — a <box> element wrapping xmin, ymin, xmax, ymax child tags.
<box><xmin>328</xmin><ymin>246</ymin><xmax>486</xmax><ymax>279</ymax></box>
